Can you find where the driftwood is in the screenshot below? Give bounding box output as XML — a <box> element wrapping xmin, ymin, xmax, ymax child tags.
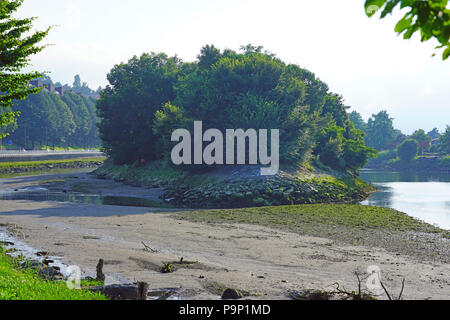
<box><xmin>96</xmin><ymin>259</ymin><xmax>105</xmax><ymax>282</ymax></box>
<box><xmin>142</xmin><ymin>241</ymin><xmax>158</xmax><ymax>253</ymax></box>
<box><xmin>89</xmin><ymin>282</ymin><xmax>149</xmax><ymax>300</ymax></box>
<box><xmin>90</xmin><ymin>258</ymin><xmax>148</xmax><ymax>300</ymax></box>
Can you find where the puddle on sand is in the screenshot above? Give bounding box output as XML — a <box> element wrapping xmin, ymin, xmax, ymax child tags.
<box><xmin>0</xmin><ymin>186</ymin><xmax>170</xmax><ymax>208</ymax></box>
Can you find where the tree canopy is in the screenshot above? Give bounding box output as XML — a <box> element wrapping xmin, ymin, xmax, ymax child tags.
<box><xmin>364</xmin><ymin>110</ymin><xmax>396</xmax><ymax>150</ymax></box>
<box><xmin>97</xmin><ymin>45</ymin><xmax>377</xmax><ymax>172</ymax></box>
<box><xmin>439</xmin><ymin>125</ymin><xmax>450</xmax><ymax>154</ymax></box>
<box><xmin>398</xmin><ymin>139</ymin><xmax>419</xmax><ymax>161</ymax></box>
<box><xmin>0</xmin><ymin>0</ymin><xmax>50</xmax><ymax>135</ymax></box>
<box><xmin>365</xmin><ymin>0</ymin><xmax>450</xmax><ymax>60</ymax></box>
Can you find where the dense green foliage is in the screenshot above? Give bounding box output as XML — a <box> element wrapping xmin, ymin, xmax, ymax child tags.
<box><xmin>397</xmin><ymin>139</ymin><xmax>419</xmax><ymax>161</ymax></box>
<box><xmin>0</xmin><ymin>0</ymin><xmax>50</xmax><ymax>133</ymax></box>
<box><xmin>98</xmin><ymin>46</ymin><xmax>376</xmax><ymax>172</ymax></box>
<box><xmin>439</xmin><ymin>125</ymin><xmax>450</xmax><ymax>154</ymax></box>
<box><xmin>350</xmin><ymin>110</ymin><xmax>450</xmax><ymax>170</ymax></box>
<box><xmin>365</xmin><ymin>0</ymin><xmax>450</xmax><ymax>60</ymax></box>
<box><xmin>349</xmin><ymin>111</ymin><xmax>367</xmax><ymax>132</ymax></box>
<box><xmin>365</xmin><ymin>111</ymin><xmax>397</xmax><ymax>150</ymax></box>
<box><xmin>6</xmin><ymin>90</ymin><xmax>101</xmax><ymax>148</ymax></box>
<box><xmin>410</xmin><ymin>129</ymin><xmax>431</xmax><ymax>154</ymax></box>
<box><xmin>350</xmin><ymin>109</ymin><xmax>449</xmax><ymax>155</ymax></box>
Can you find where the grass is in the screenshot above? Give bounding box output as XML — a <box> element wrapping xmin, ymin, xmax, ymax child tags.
<box><xmin>0</xmin><ymin>248</ymin><xmax>107</xmax><ymax>300</ymax></box>
<box><xmin>0</xmin><ymin>158</ymin><xmax>106</xmax><ymax>170</ymax></box>
<box><xmin>95</xmin><ymin>159</ymin><xmax>187</xmax><ymax>187</ymax></box>
<box><xmin>175</xmin><ymin>204</ymin><xmax>443</xmax><ymax>233</ymax></box>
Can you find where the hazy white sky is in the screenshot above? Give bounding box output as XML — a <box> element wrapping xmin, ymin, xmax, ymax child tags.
<box><xmin>18</xmin><ymin>0</ymin><xmax>450</xmax><ymax>134</ymax></box>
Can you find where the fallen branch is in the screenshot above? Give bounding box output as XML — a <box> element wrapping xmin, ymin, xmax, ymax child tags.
<box><xmin>142</xmin><ymin>241</ymin><xmax>158</xmax><ymax>253</ymax></box>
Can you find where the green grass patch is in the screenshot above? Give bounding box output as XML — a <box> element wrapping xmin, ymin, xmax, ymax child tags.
<box><xmin>0</xmin><ymin>248</ymin><xmax>106</xmax><ymax>300</ymax></box>
<box><xmin>95</xmin><ymin>160</ymin><xmax>186</xmax><ymax>187</ymax></box>
<box><xmin>174</xmin><ymin>204</ymin><xmax>450</xmax><ymax>261</ymax></box>
<box><xmin>175</xmin><ymin>204</ymin><xmax>444</xmax><ymax>234</ymax></box>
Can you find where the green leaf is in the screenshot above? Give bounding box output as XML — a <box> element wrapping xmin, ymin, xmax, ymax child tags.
<box><xmin>380</xmin><ymin>0</ymin><xmax>400</xmax><ymax>18</ymax></box>
<box><xmin>395</xmin><ymin>15</ymin><xmax>413</xmax><ymax>33</ymax></box>
<box><xmin>365</xmin><ymin>0</ymin><xmax>387</xmax><ymax>17</ymax></box>
<box><xmin>443</xmin><ymin>46</ymin><xmax>450</xmax><ymax>60</ymax></box>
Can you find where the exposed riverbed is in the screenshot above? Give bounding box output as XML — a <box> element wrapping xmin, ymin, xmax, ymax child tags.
<box><xmin>0</xmin><ymin>169</ymin><xmax>449</xmax><ymax>299</ymax></box>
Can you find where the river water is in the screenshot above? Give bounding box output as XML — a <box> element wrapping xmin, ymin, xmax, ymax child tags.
<box><xmin>360</xmin><ymin>169</ymin><xmax>450</xmax><ymax>230</ymax></box>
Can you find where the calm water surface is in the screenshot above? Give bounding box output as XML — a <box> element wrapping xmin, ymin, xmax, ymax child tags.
<box><xmin>360</xmin><ymin>170</ymin><xmax>450</xmax><ymax>230</ymax></box>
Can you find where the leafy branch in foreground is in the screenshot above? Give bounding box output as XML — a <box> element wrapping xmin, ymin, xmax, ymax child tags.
<box><xmin>0</xmin><ymin>0</ymin><xmax>51</xmax><ymax>135</ymax></box>
<box><xmin>365</xmin><ymin>0</ymin><xmax>450</xmax><ymax>60</ymax></box>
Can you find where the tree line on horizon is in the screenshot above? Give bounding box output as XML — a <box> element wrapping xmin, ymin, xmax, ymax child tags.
<box><xmin>97</xmin><ymin>45</ymin><xmax>377</xmax><ymax>173</ymax></box>
<box><xmin>1</xmin><ymin>79</ymin><xmax>101</xmax><ymax>149</ymax></box>
<box><xmin>349</xmin><ymin>110</ymin><xmax>450</xmax><ymax>162</ymax></box>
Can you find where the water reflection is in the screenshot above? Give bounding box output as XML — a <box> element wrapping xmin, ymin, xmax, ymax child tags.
<box><xmin>0</xmin><ymin>188</ymin><xmax>170</xmax><ymax>208</ymax></box>
<box><xmin>360</xmin><ymin>170</ymin><xmax>450</xmax><ymax>230</ymax></box>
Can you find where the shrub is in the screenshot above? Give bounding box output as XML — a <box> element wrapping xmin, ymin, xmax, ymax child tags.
<box><xmin>397</xmin><ymin>139</ymin><xmax>418</xmax><ymax>162</ymax></box>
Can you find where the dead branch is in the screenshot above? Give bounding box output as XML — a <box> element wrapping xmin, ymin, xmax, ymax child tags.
<box><xmin>141</xmin><ymin>241</ymin><xmax>158</xmax><ymax>253</ymax></box>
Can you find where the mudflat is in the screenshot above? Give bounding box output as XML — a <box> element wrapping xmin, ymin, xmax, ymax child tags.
<box><xmin>0</xmin><ymin>172</ymin><xmax>448</xmax><ymax>300</ymax></box>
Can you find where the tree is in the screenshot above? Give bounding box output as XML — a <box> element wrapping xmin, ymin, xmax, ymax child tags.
<box><xmin>349</xmin><ymin>111</ymin><xmax>367</xmax><ymax>132</ymax></box>
<box><xmin>97</xmin><ymin>53</ymin><xmax>181</xmax><ymax>164</ymax></box>
<box><xmin>0</xmin><ymin>0</ymin><xmax>50</xmax><ymax>136</ymax></box>
<box><xmin>316</xmin><ymin>123</ymin><xmax>376</xmax><ymax>172</ymax></box>
<box><xmin>197</xmin><ymin>44</ymin><xmax>222</xmax><ymax>69</ymax></box>
<box><xmin>410</xmin><ymin>129</ymin><xmax>431</xmax><ymax>154</ymax></box>
<box><xmin>439</xmin><ymin>125</ymin><xmax>450</xmax><ymax>154</ymax></box>
<box><xmin>61</xmin><ymin>92</ymin><xmax>91</xmax><ymax>146</ymax></box>
<box><xmin>73</xmin><ymin>75</ymin><xmax>81</xmax><ymax>88</ymax></box>
<box><xmin>365</xmin><ymin>111</ymin><xmax>396</xmax><ymax>151</ymax></box>
<box><xmin>9</xmin><ymin>89</ymin><xmax>100</xmax><ymax>148</ymax></box>
<box><xmin>427</xmin><ymin>127</ymin><xmax>440</xmax><ymax>139</ymax></box>
<box><xmin>365</xmin><ymin>0</ymin><xmax>450</xmax><ymax>60</ymax></box>
<box><xmin>397</xmin><ymin>139</ymin><xmax>419</xmax><ymax>162</ymax></box>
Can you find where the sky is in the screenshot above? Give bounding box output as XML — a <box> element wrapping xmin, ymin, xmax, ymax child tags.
<box><xmin>17</xmin><ymin>0</ymin><xmax>450</xmax><ymax>134</ymax></box>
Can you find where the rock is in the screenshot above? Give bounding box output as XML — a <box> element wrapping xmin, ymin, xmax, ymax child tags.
<box><xmin>21</xmin><ymin>261</ymin><xmax>42</xmax><ymax>270</ymax></box>
<box><xmin>36</xmin><ymin>251</ymin><xmax>50</xmax><ymax>257</ymax></box>
<box><xmin>89</xmin><ymin>282</ymin><xmax>149</xmax><ymax>300</ymax></box>
<box><xmin>221</xmin><ymin>288</ymin><xmax>243</xmax><ymax>300</ymax></box>
<box><xmin>38</xmin><ymin>266</ymin><xmax>63</xmax><ymax>280</ymax></box>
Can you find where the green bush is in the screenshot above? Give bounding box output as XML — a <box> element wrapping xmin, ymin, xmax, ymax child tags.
<box><xmin>397</xmin><ymin>139</ymin><xmax>418</xmax><ymax>162</ymax></box>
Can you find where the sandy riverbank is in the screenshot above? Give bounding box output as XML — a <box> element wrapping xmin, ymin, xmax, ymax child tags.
<box><xmin>0</xmin><ymin>172</ymin><xmax>448</xmax><ymax>300</ymax></box>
